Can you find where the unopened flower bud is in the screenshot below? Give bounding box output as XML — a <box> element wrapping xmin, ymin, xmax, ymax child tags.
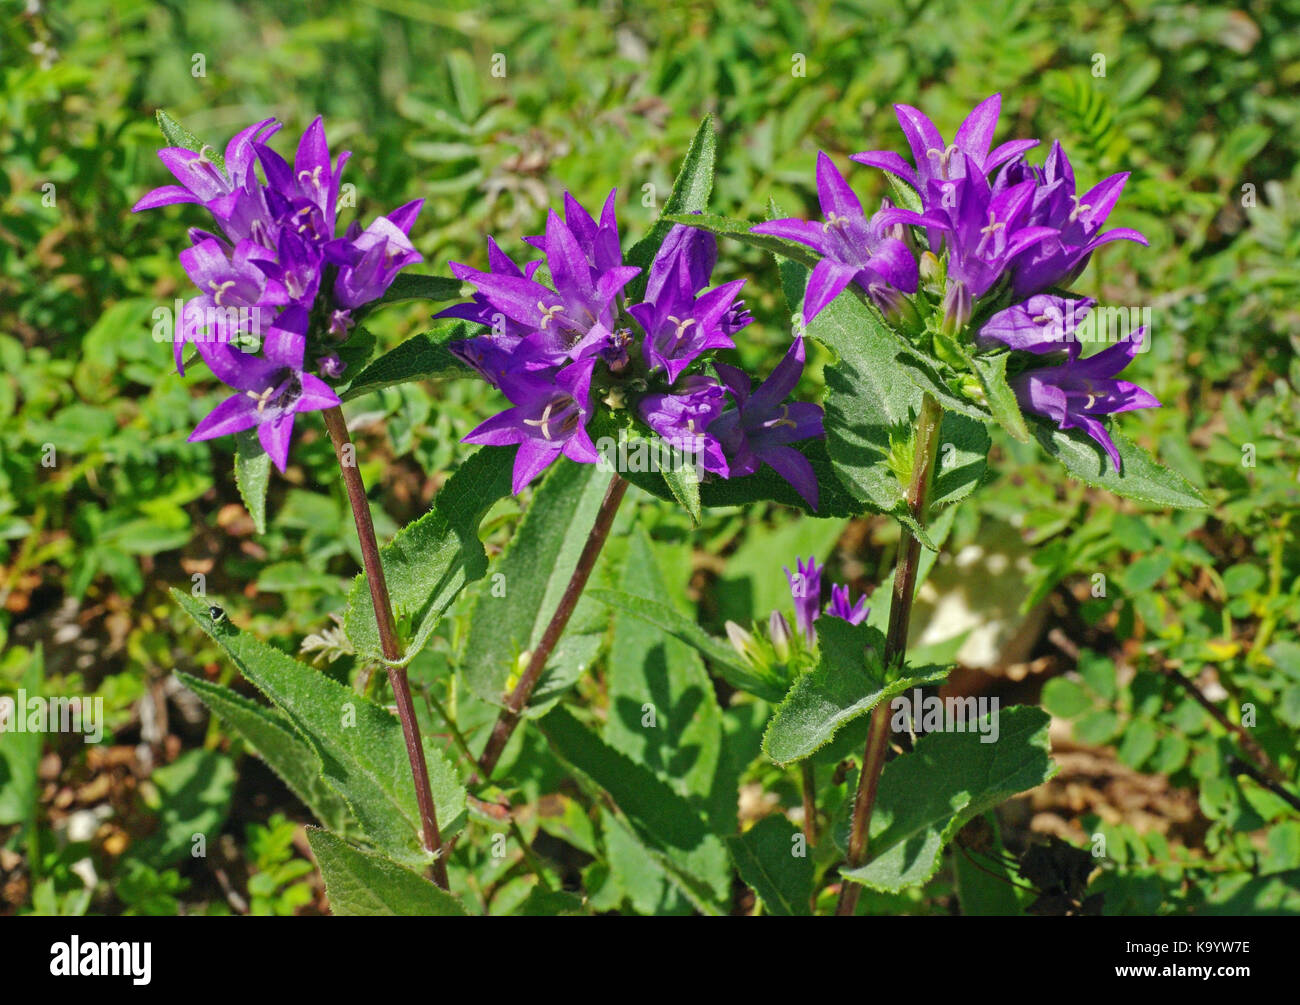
<box><xmin>725</xmin><ymin>621</ymin><xmax>759</xmax><ymax>667</ymax></box>
<box><xmin>769</xmin><ymin>610</ymin><xmax>793</xmax><ymax>663</ymax></box>
<box><xmin>329</xmin><ymin>308</ymin><xmax>353</xmax><ymax>339</ymax></box>
<box><xmin>919</xmin><ymin>251</ymin><xmax>944</xmax><ymax>295</ymax></box>
<box><xmin>869</xmin><ymin>283</ymin><xmax>921</xmax><ymax>332</ymax></box>
<box><xmin>318</xmin><ymin>353</ymin><xmax>346</xmax><ymax>378</ymax></box>
<box><xmin>940</xmin><ymin>280</ymin><xmax>971</xmax><ymax>337</ymax></box>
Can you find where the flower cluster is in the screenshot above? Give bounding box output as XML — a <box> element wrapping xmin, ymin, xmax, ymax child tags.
<box><xmin>760</xmin><ymin>94</ymin><xmax>1158</xmax><ymax>471</ymax></box>
<box><xmin>782</xmin><ymin>554</ymin><xmax>870</xmax><ymax>645</ymax></box>
<box><xmin>134</xmin><ymin>118</ymin><xmax>424</xmax><ymax>470</ymax></box>
<box><xmin>442</xmin><ymin>195</ymin><xmax>826</xmax><ymax>505</ymax></box>
<box><xmin>724</xmin><ymin>554</ymin><xmax>871</xmax><ymax>691</ymax></box>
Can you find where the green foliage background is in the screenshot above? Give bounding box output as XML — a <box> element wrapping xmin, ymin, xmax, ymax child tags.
<box><xmin>1</xmin><ymin>0</ymin><xmax>1298</xmax><ymax>915</ymax></box>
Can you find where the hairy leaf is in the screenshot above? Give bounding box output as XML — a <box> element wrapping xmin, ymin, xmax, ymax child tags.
<box><xmin>308</xmin><ymin>829</ymin><xmax>468</xmax><ymax>916</ymax></box>
<box><xmin>175</xmin><ymin>591</ymin><xmax>466</xmax><ymax>869</ymax></box>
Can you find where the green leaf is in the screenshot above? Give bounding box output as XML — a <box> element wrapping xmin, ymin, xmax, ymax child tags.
<box><xmin>233</xmin><ymin>429</ymin><xmax>271</xmax><ymax>535</ymax></box>
<box><xmin>727</xmin><ymin>815</ymin><xmax>812</xmax><ymax>916</ymax></box>
<box><xmin>446</xmin><ymin>50</ymin><xmax>482</xmax><ymax>122</ymax></box>
<box><xmin>660</xmin><ymin>459</ymin><xmax>701</xmax><ymax>523</ymax></box>
<box><xmin>462</xmin><ymin>462</ymin><xmax>612</xmax><ymax>710</ymax></box>
<box><xmin>308</xmin><ymin>829</ymin><xmax>468</xmax><ymax>916</ymax></box>
<box><xmin>131</xmin><ymin>749</ymin><xmax>235</xmax><ymax>865</ymax></box>
<box><xmin>842</xmin><ymin>706</ymin><xmax>1057</xmax><ymax>893</ymax></box>
<box><xmin>538</xmin><ymin>706</ymin><xmax>731</xmax><ymax>913</ymax></box>
<box><xmin>341</xmin><ymin>322</ymin><xmax>476</xmax><ymax>402</ymax></box>
<box><xmin>587</xmin><ymin>587</ymin><xmax>788</xmax><ymax>702</ymax></box>
<box><xmin>605</xmin><ymin>530</ymin><xmax>724</xmax><ymax>821</ymax></box>
<box><xmin>781</xmin><ymin>264</ymin><xmax>988</xmax><ymax>537</ymax></box>
<box><xmin>179</xmin><ymin>674</ymin><xmax>361</xmax><ymax>840</ymax></box>
<box><xmin>763</xmin><ymin>619</ymin><xmax>950</xmax><ymax>764</ymax></box>
<box><xmin>953</xmin><ymin>813</ymin><xmax>1023</xmax><ymax>916</ymax></box>
<box><xmin>156</xmin><ymin>110</ymin><xmax>218</xmax><ymax>168</ymax></box>
<box><xmin>369</xmin><ymin>272</ymin><xmax>464</xmax><ymax>309</ymax></box>
<box><xmin>626</xmin><ymin>115</ymin><xmax>717</xmax><ymax>287</ymax></box>
<box><xmin>344</xmin><ymin>446</ymin><xmax>515</xmax><ymax>663</ymax></box>
<box><xmin>971</xmin><ymin>352</ymin><xmax>1031</xmax><ymax>443</ymax></box>
<box><xmin>175</xmin><ymin>591</ymin><xmax>466</xmax><ymax>869</ymax></box>
<box><xmin>1030</xmin><ymin>418</ymin><xmax>1209</xmax><ymax>509</ymax></box>
<box><xmin>1041</xmin><ymin>677</ymin><xmax>1092</xmax><ymax>718</ymax></box>
<box><xmin>0</xmin><ymin>648</ymin><xmax>44</xmax><ymax>827</ymax></box>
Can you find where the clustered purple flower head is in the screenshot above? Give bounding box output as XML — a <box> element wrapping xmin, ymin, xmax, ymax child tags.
<box><xmin>758</xmin><ymin>93</ymin><xmax>1159</xmax><ymax>472</ymax></box>
<box><xmin>444</xmin><ymin>196</ymin><xmax>825</xmax><ymax>504</ymax></box>
<box><xmin>134</xmin><ymin>116</ymin><xmax>425</xmax><ymax>471</ymax></box>
<box><xmin>783</xmin><ymin>555</ymin><xmax>870</xmax><ymax>645</ymax></box>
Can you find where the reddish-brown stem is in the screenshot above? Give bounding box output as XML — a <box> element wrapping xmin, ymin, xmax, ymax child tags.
<box><xmin>475</xmin><ymin>472</ymin><xmax>629</xmax><ymax>782</ymax></box>
<box><xmin>836</xmin><ymin>392</ymin><xmax>941</xmax><ymax>917</ymax></box>
<box><xmin>322</xmin><ymin>405</ymin><xmax>449</xmax><ymax>890</ymax></box>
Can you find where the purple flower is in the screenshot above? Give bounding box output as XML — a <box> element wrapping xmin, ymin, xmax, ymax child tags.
<box><xmin>187</xmin><ymin>309</ymin><xmax>340</xmax><ymax>472</ymax></box>
<box><xmin>637</xmin><ymin>375</ymin><xmax>728</xmax><ymax>475</ymax></box>
<box><xmin>524</xmin><ymin>190</ymin><xmax>624</xmax><ymax>275</ymax></box>
<box><xmin>447</xmin><ymin>205</ymin><xmax>639</xmax><ymax>366</ymax></box>
<box><xmin>439</xmin><ymin>238</ymin><xmax>543</xmax><ymax>338</ymax></box>
<box><xmin>892</xmin><ymin>154</ymin><xmax>1059</xmax><ymax>300</ymax></box>
<box><xmin>1000</xmin><ymin>141</ymin><xmax>1149</xmax><ymax>298</ymax></box>
<box><xmin>784</xmin><ymin>556</ymin><xmax>824</xmax><ymax>645</ymax></box>
<box><xmin>176</xmin><ymin>238</ymin><xmax>288</xmax><ymax>373</ymax></box>
<box><xmin>131</xmin><ymin>118</ymin><xmax>280</xmax><ymax>212</ymax></box>
<box><xmin>135</xmin><ymin>115</ymin><xmax>427</xmax><ymax>473</ymax></box>
<box><xmin>1011</xmin><ymin>332</ymin><xmax>1160</xmax><ymax>472</ymax></box>
<box><xmin>851</xmin><ymin>93</ymin><xmax>1038</xmax><ymax>193</ymax></box>
<box><xmin>710</xmin><ymin>337</ymin><xmax>825</xmax><ymax>509</ymax></box>
<box><xmin>976</xmin><ymin>295</ymin><xmax>1096</xmax><ymax>356</ymax></box>
<box><xmin>751</xmin><ymin>152</ymin><xmax>917</xmax><ymax>322</ymax></box>
<box><xmin>332</xmin><ymin>212</ymin><xmax>424</xmax><ymax>309</ymax></box>
<box><xmin>461</xmin><ymin>359</ymin><xmax>601</xmax><ymax>494</ymax></box>
<box><xmin>827</xmin><ymin>584</ymin><xmax>869</xmax><ymax>625</ymax></box>
<box><xmin>631</xmin><ymin>222</ymin><xmax>751</xmax><ymax>382</ymax></box>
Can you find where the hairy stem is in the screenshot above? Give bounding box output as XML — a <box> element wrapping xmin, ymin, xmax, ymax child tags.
<box><xmin>475</xmin><ymin>472</ymin><xmax>630</xmax><ymax>782</ymax></box>
<box><xmin>836</xmin><ymin>392</ymin><xmax>942</xmax><ymax>917</ymax></box>
<box><xmin>322</xmin><ymin>405</ymin><xmax>449</xmax><ymax>891</ymax></box>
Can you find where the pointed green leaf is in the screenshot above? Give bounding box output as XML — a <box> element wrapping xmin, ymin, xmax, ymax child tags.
<box><xmin>0</xmin><ymin>647</ymin><xmax>44</xmax><ymax>827</ymax></box>
<box><xmin>175</xmin><ymin>590</ymin><xmax>466</xmax><ymax>869</ymax></box>
<box><xmin>369</xmin><ymin>272</ymin><xmax>465</xmax><ymax>309</ymax></box>
<box><xmin>462</xmin><ymin>462</ymin><xmax>611</xmax><ymax>709</ymax></box>
<box><xmin>538</xmin><ymin>706</ymin><xmax>731</xmax><ymax>913</ymax></box>
<box><xmin>763</xmin><ymin>619</ymin><xmax>951</xmax><ymax>764</ymax></box>
<box><xmin>971</xmin><ymin>352</ymin><xmax>1031</xmax><ymax>443</ymax></box>
<box><xmin>344</xmin><ymin>445</ymin><xmax>515</xmax><ymax>663</ymax></box>
<box><xmin>308</xmin><ymin>829</ymin><xmax>468</xmax><ymax>916</ymax></box>
<box><xmin>156</xmin><ymin>110</ymin><xmax>218</xmax><ymax>167</ymax></box>
<box><xmin>179</xmin><ymin>674</ymin><xmax>361</xmax><ymax>839</ymax></box>
<box><xmin>1030</xmin><ymin>418</ymin><xmax>1209</xmax><ymax>509</ymax></box>
<box><xmin>627</xmin><ymin>115</ymin><xmax>717</xmax><ymax>286</ymax></box>
<box><xmin>842</xmin><ymin>706</ymin><xmax>1056</xmax><ymax>893</ymax></box>
<box><xmin>727</xmin><ymin>815</ymin><xmax>812</xmax><ymax>916</ymax></box>
<box><xmin>233</xmin><ymin>429</ymin><xmax>271</xmax><ymax>535</ymax></box>
<box><xmin>660</xmin><ymin>458</ymin><xmax>701</xmax><ymax>523</ymax></box>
